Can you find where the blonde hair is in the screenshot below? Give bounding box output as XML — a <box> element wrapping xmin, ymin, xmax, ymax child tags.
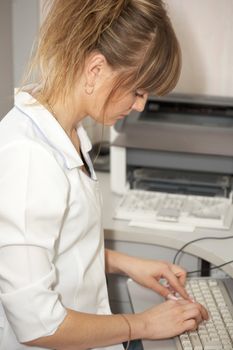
<box><xmin>24</xmin><ymin>0</ymin><xmax>181</xmax><ymax>106</ymax></box>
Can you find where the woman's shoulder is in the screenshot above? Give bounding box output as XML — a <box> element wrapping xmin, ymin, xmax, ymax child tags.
<box><xmin>0</xmin><ymin>109</ymin><xmax>46</xmax><ymax>155</ymax></box>
<box><xmin>0</xmin><ymin>105</ymin><xmax>68</xmax><ymax>172</ymax></box>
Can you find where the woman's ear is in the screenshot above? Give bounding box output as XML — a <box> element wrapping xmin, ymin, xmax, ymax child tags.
<box><xmin>84</xmin><ymin>53</ymin><xmax>108</xmax><ymax>94</ymax></box>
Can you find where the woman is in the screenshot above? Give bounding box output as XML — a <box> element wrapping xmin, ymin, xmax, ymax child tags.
<box><xmin>0</xmin><ymin>0</ymin><xmax>208</xmax><ymax>349</ymax></box>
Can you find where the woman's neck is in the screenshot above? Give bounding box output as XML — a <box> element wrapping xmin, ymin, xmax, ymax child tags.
<box><xmin>48</xmin><ymin>100</ymin><xmax>86</xmax><ymax>138</ymax></box>
<box><xmin>34</xmin><ymin>89</ymin><xmax>87</xmax><ymax>138</ymax></box>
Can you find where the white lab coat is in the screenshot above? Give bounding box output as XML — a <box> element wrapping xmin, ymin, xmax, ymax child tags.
<box><xmin>0</xmin><ymin>92</ymin><xmax>123</xmax><ymax>350</ymax></box>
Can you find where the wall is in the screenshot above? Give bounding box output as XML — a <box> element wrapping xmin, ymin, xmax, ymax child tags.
<box><xmin>12</xmin><ymin>0</ymin><xmax>40</xmax><ymax>87</ymax></box>
<box><xmin>0</xmin><ymin>0</ymin><xmax>39</xmax><ymax>118</ymax></box>
<box><xmin>0</xmin><ymin>0</ymin><xmax>14</xmax><ymax>119</ymax></box>
<box><xmin>166</xmin><ymin>0</ymin><xmax>233</xmax><ymax>97</ymax></box>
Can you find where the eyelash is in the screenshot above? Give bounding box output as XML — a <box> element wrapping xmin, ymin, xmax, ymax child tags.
<box><xmin>135</xmin><ymin>91</ymin><xmax>144</xmax><ymax>98</ymax></box>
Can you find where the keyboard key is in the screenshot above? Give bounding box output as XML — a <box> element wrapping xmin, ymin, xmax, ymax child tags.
<box><xmin>189</xmin><ymin>333</ymin><xmax>203</xmax><ymax>350</ymax></box>
<box><xmin>177</xmin><ymin>278</ymin><xmax>233</xmax><ymax>350</ymax></box>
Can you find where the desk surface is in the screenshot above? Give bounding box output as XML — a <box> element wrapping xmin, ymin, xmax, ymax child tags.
<box><xmin>98</xmin><ymin>172</ymin><xmax>233</xmax><ymax>278</ymax></box>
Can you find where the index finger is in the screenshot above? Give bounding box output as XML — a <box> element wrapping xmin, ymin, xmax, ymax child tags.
<box><xmin>174</xmin><ymin>270</ymin><xmax>187</xmax><ymax>287</ymax></box>
<box><xmin>170</xmin><ymin>264</ymin><xmax>187</xmax><ymax>286</ymax></box>
<box><xmin>163</xmin><ymin>269</ymin><xmax>190</xmax><ymax>300</ymax></box>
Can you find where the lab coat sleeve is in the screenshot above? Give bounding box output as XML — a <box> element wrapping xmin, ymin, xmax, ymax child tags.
<box><xmin>0</xmin><ymin>140</ymin><xmax>69</xmax><ymax>342</ymax></box>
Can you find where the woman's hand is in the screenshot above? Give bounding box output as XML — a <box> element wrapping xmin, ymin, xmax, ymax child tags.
<box><xmin>138</xmin><ymin>298</ymin><xmax>209</xmax><ymax>340</ymax></box>
<box><xmin>124</xmin><ymin>256</ymin><xmax>190</xmax><ymax>300</ymax></box>
<box><xmin>126</xmin><ymin>257</ymin><xmax>209</xmax><ymax>338</ymax></box>
<box><xmin>105</xmin><ymin>249</ymin><xmax>189</xmax><ymax>299</ymax></box>
<box><xmin>105</xmin><ymin>250</ymin><xmax>209</xmax><ymax>340</ymax></box>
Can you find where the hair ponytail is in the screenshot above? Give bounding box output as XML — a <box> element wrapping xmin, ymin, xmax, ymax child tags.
<box><xmin>24</xmin><ymin>0</ymin><xmax>181</xmax><ymax>105</ymax></box>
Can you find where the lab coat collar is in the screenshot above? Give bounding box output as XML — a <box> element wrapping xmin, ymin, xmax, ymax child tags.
<box><xmin>14</xmin><ymin>91</ymin><xmax>92</xmax><ymax>170</ymax></box>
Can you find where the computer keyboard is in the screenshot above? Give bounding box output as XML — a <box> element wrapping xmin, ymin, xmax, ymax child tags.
<box><xmin>114</xmin><ymin>190</ymin><xmax>233</xmax><ymax>230</ymax></box>
<box><xmin>127</xmin><ymin>277</ymin><xmax>233</xmax><ymax>350</ymax></box>
<box><xmin>176</xmin><ymin>278</ymin><xmax>233</xmax><ymax>350</ymax></box>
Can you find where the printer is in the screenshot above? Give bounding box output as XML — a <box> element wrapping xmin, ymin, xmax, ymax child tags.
<box><xmin>110</xmin><ymin>93</ymin><xmax>233</xmax><ymax>198</ymax></box>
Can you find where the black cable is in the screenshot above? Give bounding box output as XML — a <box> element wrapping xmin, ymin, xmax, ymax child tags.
<box><xmin>173</xmin><ymin>235</ymin><xmax>233</xmax><ymax>265</ymax></box>
<box><xmin>187</xmin><ymin>259</ymin><xmax>233</xmax><ymax>275</ymax></box>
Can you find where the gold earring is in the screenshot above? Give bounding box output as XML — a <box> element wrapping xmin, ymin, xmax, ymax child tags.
<box><xmin>85</xmin><ymin>83</ymin><xmax>94</xmax><ymax>95</ymax></box>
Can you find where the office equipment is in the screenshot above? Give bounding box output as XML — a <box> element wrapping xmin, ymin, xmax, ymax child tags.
<box><xmin>111</xmin><ymin>93</ymin><xmax>233</xmax><ymax>229</ymax></box>
<box><xmin>111</xmin><ymin>93</ymin><xmax>233</xmax><ymax>194</ymax></box>
<box><xmin>114</xmin><ymin>189</ymin><xmax>233</xmax><ymax>230</ymax></box>
<box><xmin>127</xmin><ymin>277</ymin><xmax>233</xmax><ymax>350</ymax></box>
<box><xmin>99</xmin><ymin>172</ymin><xmax>233</xmax><ymax>315</ymax></box>
<box><xmin>100</xmin><ymin>171</ymin><xmax>233</xmax><ymax>278</ymax></box>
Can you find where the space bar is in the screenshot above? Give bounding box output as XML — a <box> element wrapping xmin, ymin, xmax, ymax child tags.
<box><xmin>129</xmin><ymin>220</ymin><xmax>195</xmax><ymax>232</ymax></box>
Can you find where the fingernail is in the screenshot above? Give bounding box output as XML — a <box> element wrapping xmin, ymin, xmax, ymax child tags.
<box><xmin>167</xmin><ymin>293</ymin><xmax>179</xmax><ymax>301</ymax></box>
